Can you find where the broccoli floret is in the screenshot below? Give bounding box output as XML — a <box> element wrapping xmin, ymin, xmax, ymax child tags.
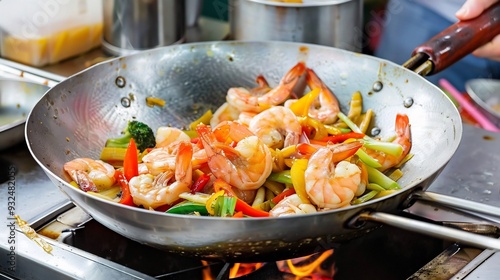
<box><xmin>105</xmin><ymin>121</ymin><xmax>156</xmax><ymax>151</ymax></box>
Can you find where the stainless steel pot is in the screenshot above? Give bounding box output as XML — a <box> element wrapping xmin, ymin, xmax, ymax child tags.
<box><xmin>229</xmin><ymin>0</ymin><xmax>363</xmax><ymax>51</ymax></box>
<box><xmin>26</xmin><ymin>4</ymin><xmax>500</xmax><ymax>262</ymax></box>
<box><xmin>0</xmin><ymin>78</ymin><xmax>48</xmax><ymax>150</ymax></box>
<box><xmin>102</xmin><ymin>0</ymin><xmax>186</xmax><ymax>56</ymax></box>
<box><xmin>465</xmin><ymin>79</ymin><xmax>500</xmax><ymax>128</ymax></box>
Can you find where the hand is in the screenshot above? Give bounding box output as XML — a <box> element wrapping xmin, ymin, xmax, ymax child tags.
<box><xmin>456</xmin><ymin>0</ymin><xmax>500</xmax><ymax>61</ymax></box>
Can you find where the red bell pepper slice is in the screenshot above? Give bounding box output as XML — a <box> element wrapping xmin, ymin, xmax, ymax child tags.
<box><xmin>123</xmin><ymin>138</ymin><xmax>139</xmax><ymax>182</ymax></box>
<box><xmin>235</xmin><ymin>199</ymin><xmax>270</xmax><ymax>218</ymax></box>
<box><xmin>114</xmin><ymin>171</ymin><xmax>136</xmax><ymax>206</ymax></box>
<box><xmin>191</xmin><ymin>173</ymin><xmax>211</xmax><ymax>193</ymax></box>
<box><xmin>271</xmin><ymin>188</ymin><xmax>296</xmax><ymax>205</ymax></box>
<box><xmin>320</xmin><ymin>132</ymin><xmax>365</xmax><ymax>144</ymax></box>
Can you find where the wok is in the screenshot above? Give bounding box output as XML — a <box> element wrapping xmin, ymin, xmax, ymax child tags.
<box><xmin>0</xmin><ymin>78</ymin><xmax>49</xmax><ymax>150</ymax></box>
<box><xmin>26</xmin><ymin>5</ymin><xmax>500</xmax><ymax>262</ymax></box>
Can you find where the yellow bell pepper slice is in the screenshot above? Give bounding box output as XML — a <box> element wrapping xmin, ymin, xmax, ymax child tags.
<box><xmin>205</xmin><ymin>190</ymin><xmax>225</xmax><ymax>216</ymax></box>
<box><xmin>190</xmin><ymin>109</ymin><xmax>213</xmax><ymax>131</ymax></box>
<box><xmin>290</xmin><ymin>159</ymin><xmax>311</xmax><ymax>204</ymax></box>
<box><xmin>289</xmin><ymin>88</ymin><xmax>320</xmax><ymax>117</ymax></box>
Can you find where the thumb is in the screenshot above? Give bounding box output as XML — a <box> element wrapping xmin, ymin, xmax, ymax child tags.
<box><xmin>456</xmin><ymin>0</ymin><xmax>498</xmax><ymax>20</ymax></box>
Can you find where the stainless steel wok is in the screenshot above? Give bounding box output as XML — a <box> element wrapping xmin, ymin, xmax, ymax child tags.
<box><xmin>26</xmin><ymin>5</ymin><xmax>500</xmax><ymax>262</ymax></box>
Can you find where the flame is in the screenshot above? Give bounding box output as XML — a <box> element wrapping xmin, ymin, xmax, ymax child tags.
<box><xmin>201</xmin><ymin>249</ymin><xmax>335</xmax><ymax>279</ymax></box>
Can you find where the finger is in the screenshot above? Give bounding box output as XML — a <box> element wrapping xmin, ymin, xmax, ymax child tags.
<box><xmin>472</xmin><ymin>35</ymin><xmax>500</xmax><ymax>62</ymax></box>
<box><xmin>455</xmin><ymin>0</ymin><xmax>498</xmax><ymax>20</ymax></box>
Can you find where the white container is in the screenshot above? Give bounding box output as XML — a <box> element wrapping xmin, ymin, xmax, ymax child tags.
<box><xmin>0</xmin><ymin>0</ymin><xmax>103</xmax><ymax>66</ymax></box>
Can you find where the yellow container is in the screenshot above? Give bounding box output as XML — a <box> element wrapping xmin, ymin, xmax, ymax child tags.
<box><xmin>0</xmin><ymin>0</ymin><xmax>103</xmax><ymax>67</ymax></box>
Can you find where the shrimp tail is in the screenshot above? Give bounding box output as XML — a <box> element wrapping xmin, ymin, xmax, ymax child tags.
<box><xmin>396</xmin><ymin>114</ymin><xmax>411</xmax><ymax>142</ymax></box>
<box><xmin>175</xmin><ymin>141</ymin><xmax>193</xmax><ymax>182</ymax></box>
<box><xmin>72</xmin><ymin>170</ymin><xmax>98</xmax><ymax>192</ymax></box>
<box><xmin>253</xmin><ymin>75</ymin><xmax>271</xmax><ymax>95</ymax></box>
<box><xmin>283</xmin><ymin>62</ymin><xmax>306</xmax><ymax>86</ymax></box>
<box><xmin>305</xmin><ymin>68</ymin><xmax>340</xmax><ymax>124</ymax></box>
<box><xmin>330</xmin><ymin>141</ymin><xmax>363</xmax><ymax>163</ymax></box>
<box><xmin>260</xmin><ymin>62</ymin><xmax>307</xmax><ymax>106</ymax></box>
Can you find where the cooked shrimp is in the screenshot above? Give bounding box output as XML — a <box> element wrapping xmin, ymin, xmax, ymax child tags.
<box><xmin>365</xmin><ymin>114</ymin><xmax>412</xmax><ymax>172</ymax></box>
<box><xmin>212</xmin><ymin>76</ymin><xmax>272</xmax><ymax>127</ymax></box>
<box><xmin>129</xmin><ymin>141</ymin><xmax>193</xmax><ymax>209</ymax></box>
<box><xmin>305</xmin><ymin>68</ymin><xmax>340</xmax><ymax>124</ymax></box>
<box><xmin>64</xmin><ymin>158</ymin><xmax>116</xmax><ymax>192</ymax></box>
<box><xmin>141</xmin><ymin>146</ymin><xmax>177</xmax><ymax>176</ymax></box>
<box><xmin>248</xmin><ymin>106</ymin><xmax>302</xmax><ymax>149</ymax></box>
<box><xmin>196</xmin><ymin>121</ymin><xmax>273</xmax><ymax>190</ymax></box>
<box><xmin>305</xmin><ymin>142</ymin><xmax>363</xmax><ymax>209</ymax></box>
<box><xmin>269</xmin><ymin>194</ymin><xmax>317</xmax><ymax>217</ymax></box>
<box><xmin>211</xmin><ymin>102</ymin><xmax>241</xmax><ymax>127</ymax></box>
<box><xmin>237</xmin><ymin>111</ymin><xmax>257</xmax><ymax>127</ymax></box>
<box><xmin>156</xmin><ymin>126</ymin><xmax>191</xmax><ymax>148</ymax></box>
<box><xmin>226</xmin><ymin>62</ymin><xmax>306</xmax><ymax>113</ymax></box>
<box><xmin>143</xmin><ymin>141</ymin><xmax>207</xmax><ymax>175</ymax></box>
<box><xmin>354</xmin><ymin>159</ymin><xmax>368</xmax><ymax>196</ymax></box>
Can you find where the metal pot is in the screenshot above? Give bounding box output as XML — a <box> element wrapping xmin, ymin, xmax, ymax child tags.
<box><xmin>465</xmin><ymin>79</ymin><xmax>500</xmax><ymax>128</ymax></box>
<box><xmin>229</xmin><ymin>0</ymin><xmax>363</xmax><ymax>51</ymax></box>
<box><xmin>26</xmin><ymin>4</ymin><xmax>500</xmax><ymax>262</ymax></box>
<box><xmin>102</xmin><ymin>0</ymin><xmax>186</xmax><ymax>56</ymax></box>
<box><xmin>0</xmin><ymin>78</ymin><xmax>48</xmax><ymax>150</ymax></box>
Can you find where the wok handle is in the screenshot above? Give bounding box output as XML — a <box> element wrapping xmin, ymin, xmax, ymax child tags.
<box><xmin>357</xmin><ymin>211</ymin><xmax>500</xmax><ymax>251</ymax></box>
<box><xmin>415</xmin><ymin>191</ymin><xmax>500</xmax><ymax>219</ymax></box>
<box><xmin>405</xmin><ymin>3</ymin><xmax>500</xmax><ymax>75</ymax></box>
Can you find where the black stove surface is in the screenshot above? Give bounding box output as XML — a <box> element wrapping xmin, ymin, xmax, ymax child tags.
<box><xmin>62</xmin><ymin>214</ymin><xmax>448</xmax><ymax>280</ymax></box>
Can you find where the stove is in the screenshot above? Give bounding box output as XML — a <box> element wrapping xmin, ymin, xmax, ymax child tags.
<box><xmin>1</xmin><ymin>17</ymin><xmax>500</xmax><ymax>280</ymax></box>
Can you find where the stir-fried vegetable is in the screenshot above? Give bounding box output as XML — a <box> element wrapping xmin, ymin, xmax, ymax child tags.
<box><xmin>65</xmin><ymin>63</ymin><xmax>413</xmax><ymax>218</ymax></box>
<box><xmin>105</xmin><ymin>120</ymin><xmax>156</xmax><ymax>152</ymax></box>
<box><xmin>123</xmin><ymin>139</ymin><xmax>139</xmax><ymax>181</ymax></box>
<box><xmin>115</xmin><ymin>170</ymin><xmax>136</xmax><ymax>206</ymax></box>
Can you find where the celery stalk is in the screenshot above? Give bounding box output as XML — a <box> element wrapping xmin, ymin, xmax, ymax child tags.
<box><xmin>366</xmin><ymin>165</ymin><xmax>401</xmax><ymax>190</ymax></box>
<box><xmin>366</xmin><ymin>183</ymin><xmax>385</xmax><ymax>192</ymax></box>
<box><xmin>352</xmin><ymin>190</ymin><xmax>379</xmax><ymax>205</ymax></box>
<box><xmin>363</xmin><ymin>139</ymin><xmax>403</xmax><ymax>157</ymax></box>
<box><xmin>337</xmin><ymin>112</ymin><xmax>362</xmax><ymax>133</ymax></box>
<box><xmin>355</xmin><ymin>148</ymin><xmax>382</xmax><ymax>168</ymax></box>
<box><xmin>268</xmin><ymin>170</ymin><xmax>293</xmax><ymax>185</ymax></box>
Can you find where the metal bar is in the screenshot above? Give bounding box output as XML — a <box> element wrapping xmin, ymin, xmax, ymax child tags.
<box><xmin>417</xmin><ymin>191</ymin><xmax>500</xmax><ymax>219</ymax></box>
<box><xmin>359</xmin><ymin>211</ymin><xmax>500</xmax><ymax>251</ymax></box>
<box><xmin>0</xmin><ymin>59</ymin><xmax>64</xmax><ymax>87</ymax></box>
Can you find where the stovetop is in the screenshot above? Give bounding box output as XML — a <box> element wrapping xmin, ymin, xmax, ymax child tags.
<box><xmin>1</xmin><ymin>16</ymin><xmax>500</xmax><ymax>280</ymax></box>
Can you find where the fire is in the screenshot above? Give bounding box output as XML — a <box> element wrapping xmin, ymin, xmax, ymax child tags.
<box><xmin>278</xmin><ymin>249</ymin><xmax>335</xmax><ymax>278</ymax></box>
<box><xmin>201</xmin><ymin>249</ymin><xmax>335</xmax><ymax>279</ymax></box>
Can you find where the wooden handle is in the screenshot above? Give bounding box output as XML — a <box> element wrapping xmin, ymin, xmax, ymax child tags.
<box><xmin>412</xmin><ymin>3</ymin><xmax>500</xmax><ymax>75</ymax></box>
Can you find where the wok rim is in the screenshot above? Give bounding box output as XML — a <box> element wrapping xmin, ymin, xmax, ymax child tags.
<box><xmin>24</xmin><ymin>40</ymin><xmax>463</xmax><ymax>223</ymax></box>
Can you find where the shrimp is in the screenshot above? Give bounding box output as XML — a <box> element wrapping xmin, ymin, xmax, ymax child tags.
<box><xmin>269</xmin><ymin>194</ymin><xmax>317</xmax><ymax>217</ymax></box>
<box><xmin>143</xmin><ymin>141</ymin><xmax>207</xmax><ymax>175</ymax></box>
<box><xmin>248</xmin><ymin>106</ymin><xmax>302</xmax><ymax>149</ymax></box>
<box><xmin>226</xmin><ymin>62</ymin><xmax>306</xmax><ymax>113</ymax></box>
<box><xmin>304</xmin><ymin>68</ymin><xmax>340</xmax><ymax>124</ymax></box>
<box><xmin>141</xmin><ymin>146</ymin><xmax>177</xmax><ymax>176</ymax></box>
<box><xmin>237</xmin><ymin>111</ymin><xmax>257</xmax><ymax>127</ymax></box>
<box><xmin>156</xmin><ymin>126</ymin><xmax>191</xmax><ymax>148</ymax></box>
<box><xmin>305</xmin><ymin>142</ymin><xmax>363</xmax><ymax>209</ymax></box>
<box><xmin>212</xmin><ymin>76</ymin><xmax>272</xmax><ymax>127</ymax></box>
<box><xmin>64</xmin><ymin>158</ymin><xmax>116</xmax><ymax>192</ymax></box>
<box><xmin>365</xmin><ymin>114</ymin><xmax>412</xmax><ymax>172</ymax></box>
<box><xmin>129</xmin><ymin>141</ymin><xmax>193</xmax><ymax>209</ymax></box>
<box><xmin>196</xmin><ymin>121</ymin><xmax>273</xmax><ymax>190</ymax></box>
<box><xmin>211</xmin><ymin>102</ymin><xmax>241</xmax><ymax>128</ymax></box>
